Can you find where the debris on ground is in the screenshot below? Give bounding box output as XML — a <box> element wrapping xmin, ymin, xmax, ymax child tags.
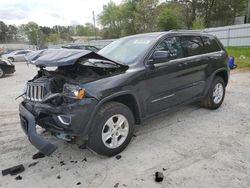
<box><xmin>162</xmin><ymin>168</ymin><xmax>166</xmax><ymax>171</ymax></box>
<box><xmin>56</xmin><ymin>175</ymin><xmax>61</xmax><ymax>179</ymax></box>
<box><xmin>123</xmin><ymin>184</ymin><xmax>127</xmax><ymax>187</ymax></box>
<box><xmin>60</xmin><ymin>161</ymin><xmax>65</xmax><ymax>166</ymax></box>
<box><xmin>82</xmin><ymin>158</ymin><xmax>87</xmax><ymax>162</ymax></box>
<box><xmin>155</xmin><ymin>172</ymin><xmax>164</xmax><ymax>182</ymax></box>
<box><xmin>114</xmin><ymin>183</ymin><xmax>119</xmax><ymax>188</ymax></box>
<box><xmin>51</xmin><ymin>166</ymin><xmax>54</xmax><ymax>169</ymax></box>
<box><xmin>78</xmin><ymin>143</ymin><xmax>87</xmax><ymax>149</ymax></box>
<box><xmin>15</xmin><ymin>175</ymin><xmax>22</xmax><ymax>180</ymax></box>
<box><xmin>70</xmin><ymin>160</ymin><xmax>78</xmax><ymax>163</ymax></box>
<box><xmin>32</xmin><ymin>152</ymin><xmax>45</xmax><ymax>159</ymax></box>
<box><xmin>76</xmin><ymin>182</ymin><xmax>81</xmax><ymax>185</ymax></box>
<box><xmin>2</xmin><ymin>164</ymin><xmax>25</xmax><ymax>176</ymax></box>
<box><xmin>115</xmin><ymin>155</ymin><xmax>122</xmax><ymax>160</ymax></box>
<box><xmin>28</xmin><ymin>162</ymin><xmax>39</xmax><ymax>168</ymax></box>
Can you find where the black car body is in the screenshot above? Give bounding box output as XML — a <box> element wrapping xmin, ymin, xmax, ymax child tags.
<box><xmin>19</xmin><ymin>31</ymin><xmax>230</xmax><ymax>156</ymax></box>
<box><xmin>0</xmin><ymin>58</ymin><xmax>15</xmax><ymax>78</ymax></box>
<box><xmin>61</xmin><ymin>44</ymin><xmax>99</xmax><ymax>52</ymax></box>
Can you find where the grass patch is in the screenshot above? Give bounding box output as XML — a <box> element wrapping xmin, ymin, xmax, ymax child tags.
<box><xmin>226</xmin><ymin>47</ymin><xmax>250</xmax><ymax>69</ymax></box>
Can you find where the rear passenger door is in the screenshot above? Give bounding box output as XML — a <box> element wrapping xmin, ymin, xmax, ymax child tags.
<box><xmin>178</xmin><ymin>35</ymin><xmax>209</xmax><ymax>99</ymax></box>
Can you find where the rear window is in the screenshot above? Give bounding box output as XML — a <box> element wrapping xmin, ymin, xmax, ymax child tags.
<box><xmin>202</xmin><ymin>36</ymin><xmax>221</xmax><ymax>53</ymax></box>
<box><xmin>180</xmin><ymin>36</ymin><xmax>204</xmax><ymax>57</ymax></box>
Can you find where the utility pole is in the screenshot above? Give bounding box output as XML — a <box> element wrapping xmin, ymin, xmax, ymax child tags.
<box><xmin>248</xmin><ymin>0</ymin><xmax>250</xmax><ymax>23</ymax></box>
<box><xmin>92</xmin><ymin>11</ymin><xmax>97</xmax><ymax>40</ymax></box>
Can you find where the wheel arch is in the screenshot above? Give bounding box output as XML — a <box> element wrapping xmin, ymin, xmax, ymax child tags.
<box><xmin>203</xmin><ymin>68</ymin><xmax>229</xmax><ymax>97</ymax></box>
<box><xmin>83</xmin><ymin>91</ymin><xmax>142</xmax><ymax>137</ymax></box>
<box><xmin>214</xmin><ymin>69</ymin><xmax>229</xmax><ymax>86</ymax></box>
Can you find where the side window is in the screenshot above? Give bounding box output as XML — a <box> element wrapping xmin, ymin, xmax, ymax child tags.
<box><xmin>181</xmin><ymin>36</ymin><xmax>204</xmax><ymax>57</ymax></box>
<box><xmin>154</xmin><ymin>36</ymin><xmax>183</xmax><ymax>61</ymax></box>
<box><xmin>202</xmin><ymin>36</ymin><xmax>221</xmax><ymax>53</ymax></box>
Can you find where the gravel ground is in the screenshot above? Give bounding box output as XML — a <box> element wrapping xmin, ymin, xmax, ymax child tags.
<box><xmin>0</xmin><ymin>62</ymin><xmax>250</xmax><ymax>188</ymax></box>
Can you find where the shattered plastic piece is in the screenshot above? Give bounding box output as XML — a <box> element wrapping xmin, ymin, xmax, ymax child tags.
<box><xmin>76</xmin><ymin>182</ymin><xmax>81</xmax><ymax>185</ymax></box>
<box><xmin>162</xmin><ymin>168</ymin><xmax>166</xmax><ymax>171</ymax></box>
<box><xmin>78</xmin><ymin>143</ymin><xmax>87</xmax><ymax>149</ymax></box>
<box><xmin>32</xmin><ymin>152</ymin><xmax>45</xmax><ymax>159</ymax></box>
<box><xmin>2</xmin><ymin>164</ymin><xmax>25</xmax><ymax>176</ymax></box>
<box><xmin>115</xmin><ymin>155</ymin><xmax>122</xmax><ymax>160</ymax></box>
<box><xmin>114</xmin><ymin>183</ymin><xmax>119</xmax><ymax>188</ymax></box>
<box><xmin>57</xmin><ymin>175</ymin><xmax>61</xmax><ymax>179</ymax></box>
<box><xmin>60</xmin><ymin>161</ymin><xmax>65</xmax><ymax>166</ymax></box>
<box><xmin>15</xmin><ymin>175</ymin><xmax>22</xmax><ymax>180</ymax></box>
<box><xmin>82</xmin><ymin>158</ymin><xmax>87</xmax><ymax>162</ymax></box>
<box><xmin>155</xmin><ymin>172</ymin><xmax>164</xmax><ymax>182</ymax></box>
<box><xmin>28</xmin><ymin>162</ymin><xmax>39</xmax><ymax>168</ymax></box>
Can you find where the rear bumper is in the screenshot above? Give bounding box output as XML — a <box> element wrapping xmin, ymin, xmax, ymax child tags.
<box><xmin>19</xmin><ymin>103</ymin><xmax>57</xmax><ymax>156</ymax></box>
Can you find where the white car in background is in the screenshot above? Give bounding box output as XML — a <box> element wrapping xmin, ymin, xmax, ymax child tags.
<box><xmin>2</xmin><ymin>50</ymin><xmax>33</xmax><ymax>62</ymax></box>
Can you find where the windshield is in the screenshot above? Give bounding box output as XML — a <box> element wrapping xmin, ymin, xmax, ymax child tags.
<box><xmin>98</xmin><ymin>36</ymin><xmax>156</xmax><ymax>65</ymax></box>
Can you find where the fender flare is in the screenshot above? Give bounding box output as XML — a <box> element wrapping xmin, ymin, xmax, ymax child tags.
<box><xmin>203</xmin><ymin>68</ymin><xmax>229</xmax><ymax>96</ymax></box>
<box><xmin>80</xmin><ymin>91</ymin><xmax>142</xmax><ymax>136</ymax></box>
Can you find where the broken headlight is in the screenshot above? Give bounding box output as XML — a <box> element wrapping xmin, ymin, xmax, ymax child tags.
<box><xmin>63</xmin><ymin>84</ymin><xmax>85</xmax><ymax>99</ymax></box>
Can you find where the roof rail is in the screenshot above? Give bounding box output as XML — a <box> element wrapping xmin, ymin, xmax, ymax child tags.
<box><xmin>169</xmin><ymin>29</ymin><xmax>206</xmax><ymax>33</ymax></box>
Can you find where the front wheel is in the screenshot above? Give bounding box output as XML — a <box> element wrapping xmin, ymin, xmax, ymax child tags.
<box><xmin>88</xmin><ymin>102</ymin><xmax>135</xmax><ymax>157</ymax></box>
<box><xmin>201</xmin><ymin>76</ymin><xmax>225</xmax><ymax>109</ymax></box>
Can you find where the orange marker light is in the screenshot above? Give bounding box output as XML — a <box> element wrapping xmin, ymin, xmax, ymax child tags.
<box><xmin>78</xmin><ymin>89</ymin><xmax>85</xmax><ymax>99</ymax></box>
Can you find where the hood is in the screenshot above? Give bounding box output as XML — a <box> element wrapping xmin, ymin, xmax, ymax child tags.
<box><xmin>25</xmin><ymin>49</ymin><xmax>127</xmax><ymax>68</ymax></box>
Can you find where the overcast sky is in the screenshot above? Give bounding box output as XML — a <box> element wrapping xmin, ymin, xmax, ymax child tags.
<box><xmin>0</xmin><ymin>0</ymin><xmax>122</xmax><ymax>27</ymax></box>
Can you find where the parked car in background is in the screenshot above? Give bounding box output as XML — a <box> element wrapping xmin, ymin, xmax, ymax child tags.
<box><xmin>2</xmin><ymin>50</ymin><xmax>33</xmax><ymax>62</ymax></box>
<box><xmin>61</xmin><ymin>44</ymin><xmax>99</xmax><ymax>52</ymax></box>
<box><xmin>20</xmin><ymin>31</ymin><xmax>229</xmax><ymax>157</ymax></box>
<box><xmin>0</xmin><ymin>58</ymin><xmax>15</xmax><ymax>78</ymax></box>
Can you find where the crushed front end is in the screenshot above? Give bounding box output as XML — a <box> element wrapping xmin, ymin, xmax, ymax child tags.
<box><xmin>19</xmin><ymin>49</ymin><xmax>126</xmax><ymax>155</ymax></box>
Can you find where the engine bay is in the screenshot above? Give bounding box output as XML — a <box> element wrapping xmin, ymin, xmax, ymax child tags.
<box><xmin>24</xmin><ymin>59</ymin><xmax>125</xmax><ymax>106</ymax></box>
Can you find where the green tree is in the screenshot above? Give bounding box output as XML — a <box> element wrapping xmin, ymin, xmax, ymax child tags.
<box><xmin>20</xmin><ymin>22</ymin><xmax>46</xmax><ymax>46</ymax></box>
<box><xmin>134</xmin><ymin>0</ymin><xmax>159</xmax><ymax>33</ymax></box>
<box><xmin>158</xmin><ymin>6</ymin><xmax>184</xmax><ymax>31</ymax></box>
<box><xmin>47</xmin><ymin>33</ymin><xmax>61</xmax><ymax>44</ymax></box>
<box><xmin>98</xmin><ymin>1</ymin><xmax>124</xmax><ymax>38</ymax></box>
<box><xmin>0</xmin><ymin>21</ymin><xmax>8</xmax><ymax>42</ymax></box>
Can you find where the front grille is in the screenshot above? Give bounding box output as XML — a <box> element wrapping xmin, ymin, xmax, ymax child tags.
<box><xmin>26</xmin><ymin>82</ymin><xmax>45</xmax><ymax>102</ymax></box>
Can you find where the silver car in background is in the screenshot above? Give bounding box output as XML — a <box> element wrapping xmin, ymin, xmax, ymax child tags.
<box><xmin>2</xmin><ymin>50</ymin><xmax>33</xmax><ymax>62</ymax></box>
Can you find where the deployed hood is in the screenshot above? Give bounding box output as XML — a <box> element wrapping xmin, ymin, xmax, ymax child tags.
<box><xmin>25</xmin><ymin>49</ymin><xmax>127</xmax><ymax>68</ymax></box>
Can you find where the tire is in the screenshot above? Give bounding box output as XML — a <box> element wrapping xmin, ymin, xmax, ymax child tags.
<box><xmin>201</xmin><ymin>76</ymin><xmax>225</xmax><ymax>109</ymax></box>
<box><xmin>0</xmin><ymin>67</ymin><xmax>5</xmax><ymax>78</ymax></box>
<box><xmin>88</xmin><ymin>102</ymin><xmax>135</xmax><ymax>157</ymax></box>
<box><xmin>8</xmin><ymin>57</ymin><xmax>14</xmax><ymax>62</ymax></box>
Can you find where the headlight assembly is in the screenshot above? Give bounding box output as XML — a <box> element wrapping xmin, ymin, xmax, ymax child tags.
<box><xmin>63</xmin><ymin>84</ymin><xmax>85</xmax><ymax>99</ymax></box>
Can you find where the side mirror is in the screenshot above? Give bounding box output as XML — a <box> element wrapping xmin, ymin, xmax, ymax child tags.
<box><xmin>149</xmin><ymin>51</ymin><xmax>170</xmax><ymax>64</ymax></box>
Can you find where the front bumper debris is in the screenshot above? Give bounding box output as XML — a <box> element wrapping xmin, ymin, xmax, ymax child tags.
<box><xmin>19</xmin><ymin>103</ymin><xmax>57</xmax><ymax>156</ymax></box>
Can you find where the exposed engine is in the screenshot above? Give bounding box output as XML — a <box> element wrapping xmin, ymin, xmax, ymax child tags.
<box><xmin>24</xmin><ymin>60</ymin><xmax>123</xmax><ymax>106</ymax></box>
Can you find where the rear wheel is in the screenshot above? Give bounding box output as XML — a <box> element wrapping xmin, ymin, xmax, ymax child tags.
<box><xmin>201</xmin><ymin>76</ymin><xmax>225</xmax><ymax>109</ymax></box>
<box><xmin>88</xmin><ymin>102</ymin><xmax>135</xmax><ymax>157</ymax></box>
<box><xmin>0</xmin><ymin>67</ymin><xmax>5</xmax><ymax>78</ymax></box>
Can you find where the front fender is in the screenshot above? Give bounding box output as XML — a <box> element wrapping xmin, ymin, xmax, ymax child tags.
<box><xmin>80</xmin><ymin>90</ymin><xmax>141</xmax><ymax>136</ymax></box>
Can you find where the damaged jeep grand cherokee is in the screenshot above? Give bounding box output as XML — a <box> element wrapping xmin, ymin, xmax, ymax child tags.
<box><xmin>19</xmin><ymin>31</ymin><xmax>230</xmax><ymax>157</ymax></box>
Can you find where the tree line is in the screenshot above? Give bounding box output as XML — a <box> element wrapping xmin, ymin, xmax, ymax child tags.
<box><xmin>98</xmin><ymin>0</ymin><xmax>249</xmax><ymax>38</ymax></box>
<box><xmin>0</xmin><ymin>0</ymin><xmax>249</xmax><ymax>45</ymax></box>
<box><xmin>0</xmin><ymin>21</ymin><xmax>98</xmax><ymax>47</ymax></box>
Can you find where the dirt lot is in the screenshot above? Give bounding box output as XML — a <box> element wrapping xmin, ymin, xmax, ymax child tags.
<box><xmin>0</xmin><ymin>62</ymin><xmax>250</xmax><ymax>188</ymax></box>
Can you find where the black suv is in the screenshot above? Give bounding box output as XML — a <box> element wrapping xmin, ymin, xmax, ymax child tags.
<box><xmin>19</xmin><ymin>31</ymin><xmax>229</xmax><ymax>156</ymax></box>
